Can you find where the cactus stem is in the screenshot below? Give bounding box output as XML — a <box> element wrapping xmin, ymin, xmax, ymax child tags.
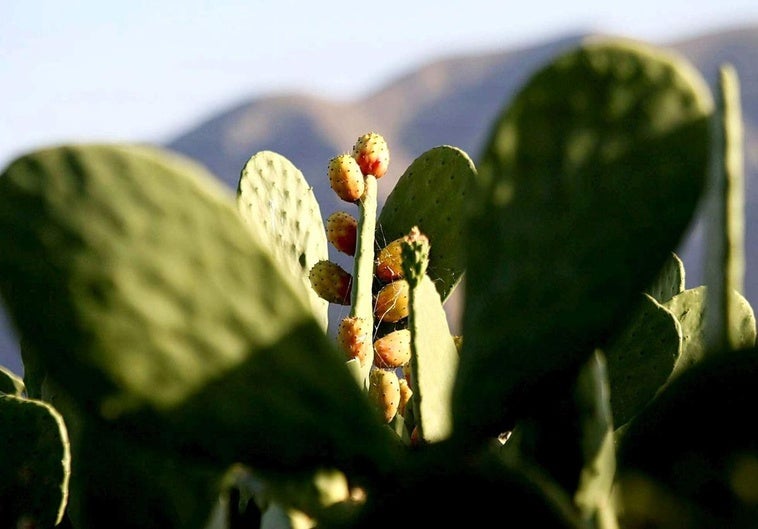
<box><xmin>351</xmin><ymin>175</ymin><xmax>378</xmax><ymax>387</ymax></box>
<box><xmin>704</xmin><ymin>64</ymin><xmax>745</xmax><ymax>353</ymax></box>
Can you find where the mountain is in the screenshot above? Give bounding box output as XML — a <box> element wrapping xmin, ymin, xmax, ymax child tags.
<box><xmin>1</xmin><ymin>25</ymin><xmax>757</xmax><ymax>374</ymax></box>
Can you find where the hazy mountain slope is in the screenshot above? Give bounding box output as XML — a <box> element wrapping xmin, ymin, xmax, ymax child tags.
<box><xmin>2</xmin><ymin>26</ymin><xmax>757</xmax><ymax>374</ymax></box>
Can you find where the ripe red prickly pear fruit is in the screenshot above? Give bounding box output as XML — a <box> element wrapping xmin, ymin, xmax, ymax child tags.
<box><xmin>375</xmin><ymin>237</ymin><xmax>405</xmax><ymax>283</ymax></box>
<box><xmin>337</xmin><ymin>316</ymin><xmax>372</xmax><ymax>366</ymax></box>
<box><xmin>373</xmin><ymin>329</ymin><xmax>411</xmax><ymax>368</ymax></box>
<box><xmin>328</xmin><ymin>154</ymin><xmax>365</xmax><ymax>202</ymax></box>
<box><xmin>374</xmin><ymin>279</ymin><xmax>410</xmax><ymax>323</ymax></box>
<box><xmin>308</xmin><ymin>260</ymin><xmax>352</xmax><ymax>305</ymax></box>
<box><xmin>352</xmin><ymin>132</ymin><xmax>390</xmax><ymax>179</ymax></box>
<box><xmin>326</xmin><ymin>211</ymin><xmax>358</xmax><ymax>256</ymax></box>
<box><xmin>398</xmin><ymin>377</ymin><xmax>413</xmax><ymax>416</ymax></box>
<box><xmin>368</xmin><ymin>368</ymin><xmax>400</xmax><ymax>423</ymax></box>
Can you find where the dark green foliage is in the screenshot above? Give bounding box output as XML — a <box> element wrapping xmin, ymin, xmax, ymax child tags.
<box><xmin>616</xmin><ymin>347</ymin><xmax>758</xmax><ymax>529</ymax></box>
<box><xmin>603</xmin><ymin>294</ymin><xmax>682</xmax><ymax>428</ymax></box>
<box><xmin>455</xmin><ymin>40</ymin><xmax>712</xmax><ymax>439</ymax></box>
<box><xmin>0</xmin><ymin>37</ymin><xmax>754</xmax><ymax>529</ymax></box>
<box><xmin>0</xmin><ymin>394</ymin><xmax>70</xmax><ymax>528</ymax></box>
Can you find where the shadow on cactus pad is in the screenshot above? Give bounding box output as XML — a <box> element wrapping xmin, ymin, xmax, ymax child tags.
<box><xmin>616</xmin><ymin>346</ymin><xmax>758</xmax><ymax>529</ymax></box>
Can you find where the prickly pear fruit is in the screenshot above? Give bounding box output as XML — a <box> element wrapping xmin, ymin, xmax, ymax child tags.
<box><xmin>308</xmin><ymin>260</ymin><xmax>352</xmax><ymax>305</ymax></box>
<box><xmin>327</xmin><ymin>211</ymin><xmax>358</xmax><ymax>256</ymax></box>
<box><xmin>352</xmin><ymin>132</ymin><xmax>390</xmax><ymax>179</ymax></box>
<box><xmin>373</xmin><ymin>329</ymin><xmax>411</xmax><ymax>368</ymax></box>
<box><xmin>368</xmin><ymin>368</ymin><xmax>400</xmax><ymax>423</ymax></box>
<box><xmin>375</xmin><ymin>237</ymin><xmax>405</xmax><ymax>283</ymax></box>
<box><xmin>374</xmin><ymin>279</ymin><xmax>410</xmax><ymax>323</ymax></box>
<box><xmin>328</xmin><ymin>154</ymin><xmax>365</xmax><ymax>202</ymax></box>
<box><xmin>337</xmin><ymin>316</ymin><xmax>372</xmax><ymax>366</ymax></box>
<box><xmin>398</xmin><ymin>377</ymin><xmax>413</xmax><ymax>416</ymax></box>
<box><xmin>453</xmin><ymin>335</ymin><xmax>463</xmax><ymax>354</ymax></box>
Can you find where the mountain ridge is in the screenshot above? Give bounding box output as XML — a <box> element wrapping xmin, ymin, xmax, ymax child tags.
<box><xmin>1</xmin><ymin>25</ymin><xmax>757</xmax><ymax>373</ymax></box>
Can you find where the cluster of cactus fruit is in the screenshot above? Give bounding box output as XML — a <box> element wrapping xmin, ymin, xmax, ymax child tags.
<box><xmin>1</xmin><ymin>37</ymin><xmax>758</xmax><ymax>529</ymax></box>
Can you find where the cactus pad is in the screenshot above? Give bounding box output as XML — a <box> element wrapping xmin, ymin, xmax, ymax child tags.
<box><xmin>0</xmin><ymin>394</ymin><xmax>70</xmax><ymax>528</ymax></box>
<box><xmin>646</xmin><ymin>252</ymin><xmax>686</xmax><ymax>303</ymax></box>
<box><xmin>455</xmin><ymin>39</ymin><xmax>713</xmax><ymax>437</ymax></box>
<box><xmin>377</xmin><ymin>146</ymin><xmax>476</xmax><ymax>302</ymax></box>
<box><xmin>0</xmin><ymin>365</ymin><xmax>25</xmax><ymax>396</ymax></box>
<box><xmin>238</xmin><ymin>151</ymin><xmax>329</xmax><ymax>328</ymax></box>
<box><xmin>664</xmin><ymin>286</ymin><xmax>756</xmax><ymax>378</ymax></box>
<box><xmin>604</xmin><ymin>294</ymin><xmax>682</xmax><ymax>428</ymax></box>
<box><xmin>0</xmin><ymin>144</ymin><xmax>397</xmax><ymax>475</ymax></box>
<box><xmin>407</xmin><ymin>274</ymin><xmax>459</xmax><ymax>443</ymax></box>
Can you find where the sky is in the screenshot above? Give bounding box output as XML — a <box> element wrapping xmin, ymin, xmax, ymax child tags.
<box><xmin>2</xmin><ymin>0</ymin><xmax>758</xmax><ymax>169</ymax></box>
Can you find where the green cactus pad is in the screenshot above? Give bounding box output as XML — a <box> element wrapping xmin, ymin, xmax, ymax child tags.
<box><xmin>0</xmin><ymin>365</ymin><xmax>25</xmax><ymax>396</ymax></box>
<box><xmin>646</xmin><ymin>252</ymin><xmax>686</xmax><ymax>303</ymax></box>
<box><xmin>69</xmin><ymin>416</ymin><xmax>224</xmax><ymax>529</ymax></box>
<box><xmin>407</xmin><ymin>274</ymin><xmax>459</xmax><ymax>443</ymax></box>
<box><xmin>455</xmin><ymin>39</ymin><xmax>713</xmax><ymax>438</ymax></box>
<box><xmin>238</xmin><ymin>150</ymin><xmax>329</xmax><ymax>329</ymax></box>
<box><xmin>0</xmin><ymin>394</ymin><xmax>70</xmax><ymax>528</ymax></box>
<box><xmin>377</xmin><ymin>146</ymin><xmax>476</xmax><ymax>302</ymax></box>
<box><xmin>0</xmin><ymin>144</ymin><xmax>398</xmax><ymax>476</ymax></box>
<box><xmin>664</xmin><ymin>286</ymin><xmax>756</xmax><ymax>378</ymax></box>
<box><xmin>500</xmin><ymin>353</ymin><xmax>615</xmax><ymax>523</ymax></box>
<box><xmin>604</xmin><ymin>294</ymin><xmax>682</xmax><ymax>428</ymax></box>
<box><xmin>616</xmin><ymin>346</ymin><xmax>758</xmax><ymax>528</ymax></box>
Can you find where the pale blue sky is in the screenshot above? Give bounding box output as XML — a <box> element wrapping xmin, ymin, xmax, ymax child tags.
<box><xmin>2</xmin><ymin>0</ymin><xmax>757</xmax><ymax>168</ymax></box>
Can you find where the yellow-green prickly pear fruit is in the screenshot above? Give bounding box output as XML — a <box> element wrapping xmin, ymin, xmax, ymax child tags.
<box><xmin>337</xmin><ymin>316</ymin><xmax>372</xmax><ymax>366</ymax></box>
<box><xmin>373</xmin><ymin>329</ymin><xmax>411</xmax><ymax>368</ymax></box>
<box><xmin>375</xmin><ymin>237</ymin><xmax>405</xmax><ymax>283</ymax></box>
<box><xmin>308</xmin><ymin>260</ymin><xmax>352</xmax><ymax>305</ymax></box>
<box><xmin>374</xmin><ymin>279</ymin><xmax>410</xmax><ymax>323</ymax></box>
<box><xmin>368</xmin><ymin>368</ymin><xmax>400</xmax><ymax>423</ymax></box>
<box><xmin>328</xmin><ymin>154</ymin><xmax>365</xmax><ymax>202</ymax></box>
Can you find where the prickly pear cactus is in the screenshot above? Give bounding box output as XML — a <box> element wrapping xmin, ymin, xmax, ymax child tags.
<box><xmin>603</xmin><ymin>293</ymin><xmax>682</xmax><ymax>428</ymax></box>
<box><xmin>0</xmin><ymin>144</ymin><xmax>398</xmax><ymax>478</ymax></box>
<box><xmin>238</xmin><ymin>151</ymin><xmax>330</xmax><ymax>329</ymax></box>
<box><xmin>377</xmin><ymin>146</ymin><xmax>476</xmax><ymax>302</ymax></box>
<box><xmin>0</xmin><ymin>393</ymin><xmax>70</xmax><ymax>528</ymax></box>
<box><xmin>455</xmin><ymin>39</ymin><xmax>714</xmax><ymax>438</ymax></box>
<box><xmin>0</xmin><ymin>365</ymin><xmax>25</xmax><ymax>396</ymax></box>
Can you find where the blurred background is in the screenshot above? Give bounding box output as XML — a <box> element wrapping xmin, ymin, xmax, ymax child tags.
<box><xmin>2</xmin><ymin>0</ymin><xmax>758</xmax><ymax>374</ymax></box>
